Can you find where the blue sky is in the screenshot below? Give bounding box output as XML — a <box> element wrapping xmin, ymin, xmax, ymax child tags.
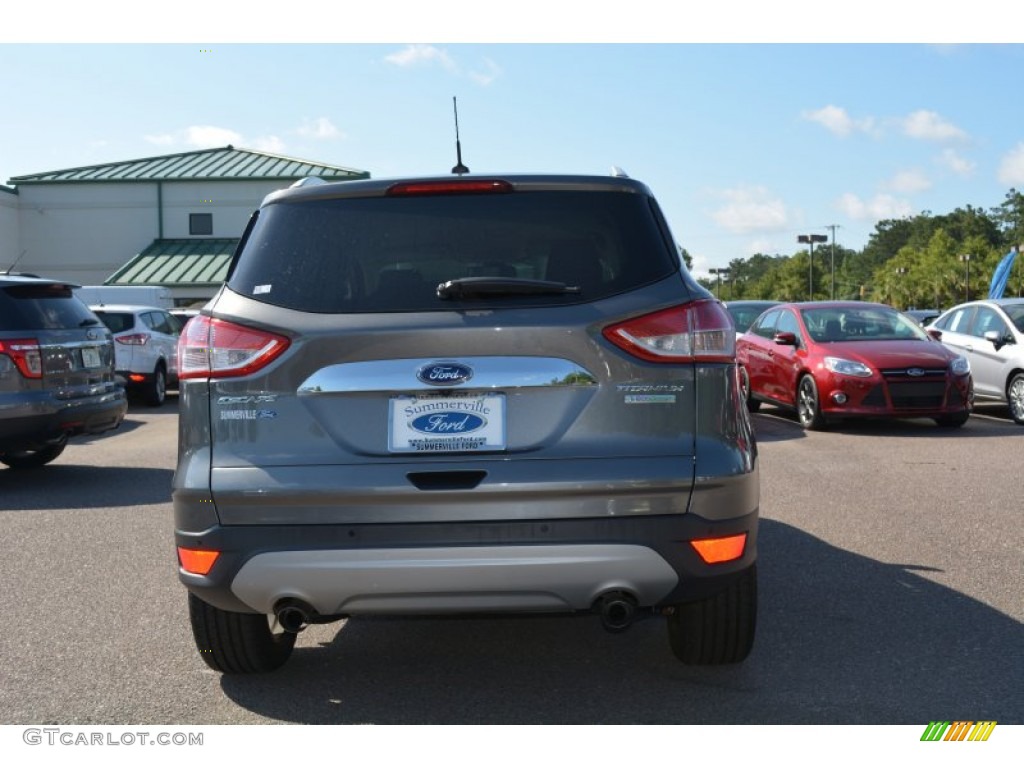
<box><xmin>3</xmin><ymin>6</ymin><xmax>1023</xmax><ymax>279</ymax></box>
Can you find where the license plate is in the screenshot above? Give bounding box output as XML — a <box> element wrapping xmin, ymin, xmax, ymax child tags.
<box><xmin>389</xmin><ymin>393</ymin><xmax>506</xmax><ymax>453</ymax></box>
<box><xmin>81</xmin><ymin>347</ymin><xmax>102</xmax><ymax>368</ymax></box>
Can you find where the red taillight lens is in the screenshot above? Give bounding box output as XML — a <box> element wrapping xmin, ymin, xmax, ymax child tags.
<box><xmin>115</xmin><ymin>333</ymin><xmax>150</xmax><ymax>345</ymax></box>
<box><xmin>602</xmin><ymin>300</ymin><xmax>735</xmax><ymax>363</ymax></box>
<box><xmin>386</xmin><ymin>179</ymin><xmax>513</xmax><ymax>196</ymax></box>
<box><xmin>178</xmin><ymin>315</ymin><xmax>290</xmax><ymax>380</ymax></box>
<box><xmin>0</xmin><ymin>338</ymin><xmax>43</xmax><ymax>378</ymax></box>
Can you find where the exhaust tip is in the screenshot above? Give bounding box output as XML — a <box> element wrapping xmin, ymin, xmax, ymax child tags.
<box><xmin>273</xmin><ymin>599</ymin><xmax>315</xmax><ymax>633</ymax></box>
<box><xmin>593</xmin><ymin>591</ymin><xmax>637</xmax><ymax>633</ymax></box>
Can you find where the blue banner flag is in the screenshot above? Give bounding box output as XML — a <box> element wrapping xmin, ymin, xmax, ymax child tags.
<box><xmin>988</xmin><ymin>248</ymin><xmax>1018</xmax><ymax>299</ymax></box>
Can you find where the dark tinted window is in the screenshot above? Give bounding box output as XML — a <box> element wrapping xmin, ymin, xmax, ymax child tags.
<box><xmin>1004</xmin><ymin>304</ymin><xmax>1024</xmax><ymax>333</ymax></box>
<box><xmin>935</xmin><ymin>306</ymin><xmax>974</xmax><ymax>333</ymax></box>
<box><xmin>93</xmin><ymin>311</ymin><xmax>137</xmax><ymax>333</ymax></box>
<box><xmin>971</xmin><ymin>307</ymin><xmax>1008</xmax><ymax>338</ymax></box>
<box><xmin>752</xmin><ymin>310</ymin><xmax>781</xmax><ymax>339</ymax></box>
<box><xmin>775</xmin><ymin>309</ymin><xmax>801</xmax><ymax>340</ymax></box>
<box><xmin>228</xmin><ymin>190</ymin><xmax>677</xmax><ymax>313</ymax></box>
<box><xmin>0</xmin><ymin>283</ymin><xmax>99</xmax><ymax>330</ymax></box>
<box><xmin>801</xmin><ymin>307</ymin><xmax>926</xmax><ymax>342</ymax></box>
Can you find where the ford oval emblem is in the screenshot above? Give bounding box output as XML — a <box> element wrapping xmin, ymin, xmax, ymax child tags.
<box><xmin>907</xmin><ymin>368</ymin><xmax>925</xmax><ymax>377</ymax></box>
<box><xmin>417</xmin><ymin>362</ymin><xmax>473</xmax><ymax>387</ymax></box>
<box><xmin>411</xmin><ymin>412</ymin><xmax>486</xmax><ymax>434</ymax></box>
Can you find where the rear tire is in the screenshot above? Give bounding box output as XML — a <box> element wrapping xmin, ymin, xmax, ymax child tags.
<box><xmin>1008</xmin><ymin>373</ymin><xmax>1024</xmax><ymax>425</ymax></box>
<box><xmin>145</xmin><ymin>364</ymin><xmax>167</xmax><ymax>407</ymax></box>
<box><xmin>739</xmin><ymin>366</ymin><xmax>761</xmax><ymax>413</ymax></box>
<box><xmin>188</xmin><ymin>592</ymin><xmax>296</xmax><ymax>674</ymax></box>
<box><xmin>667</xmin><ymin>565</ymin><xmax>757</xmax><ymax>665</ymax></box>
<box><xmin>0</xmin><ymin>435</ymin><xmax>68</xmax><ymax>468</ymax></box>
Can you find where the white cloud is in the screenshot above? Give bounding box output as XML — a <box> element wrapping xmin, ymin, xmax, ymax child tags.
<box><xmin>997</xmin><ymin>143</ymin><xmax>1024</xmax><ymax>185</ymax></box>
<box><xmin>937</xmin><ymin>148</ymin><xmax>975</xmax><ymax>177</ymax></box>
<box><xmin>468</xmin><ymin>57</ymin><xmax>502</xmax><ymax>86</ymax></box>
<box><xmin>184</xmin><ymin>125</ymin><xmax>244</xmax><ymax>148</ymax></box>
<box><xmin>384</xmin><ymin>45</ymin><xmax>500</xmax><ymax>86</ymax></box>
<box><xmin>251</xmin><ymin>135</ymin><xmax>286</xmax><ymax>153</ymax></box>
<box><xmin>902</xmin><ymin>110</ymin><xmax>967</xmax><ymax>142</ymax></box>
<box><xmin>297</xmin><ymin>117</ymin><xmax>343</xmax><ymax>140</ymax></box>
<box><xmin>144</xmin><ymin>133</ymin><xmax>177</xmax><ymax>146</ymax></box>
<box><xmin>883</xmin><ymin>169</ymin><xmax>931</xmax><ymax>194</ymax></box>
<box><xmin>801</xmin><ymin>105</ymin><xmax>876</xmax><ymax>137</ymax></box>
<box><xmin>836</xmin><ymin>192</ymin><xmax>914</xmax><ymax>221</ymax></box>
<box><xmin>711</xmin><ymin>186</ymin><xmax>790</xmax><ymax>233</ymax></box>
<box><xmin>385</xmin><ymin>44</ymin><xmax>457</xmax><ymax>72</ymax></box>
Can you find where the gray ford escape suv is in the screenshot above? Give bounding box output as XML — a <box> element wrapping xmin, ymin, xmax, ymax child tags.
<box><xmin>173</xmin><ymin>174</ymin><xmax>759</xmax><ymax>673</ymax></box>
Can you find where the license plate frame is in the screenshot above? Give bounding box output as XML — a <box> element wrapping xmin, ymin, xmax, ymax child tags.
<box><xmin>389</xmin><ymin>392</ymin><xmax>506</xmax><ymax>453</ymax></box>
<box><xmin>81</xmin><ymin>347</ymin><xmax>102</xmax><ymax>369</ymax></box>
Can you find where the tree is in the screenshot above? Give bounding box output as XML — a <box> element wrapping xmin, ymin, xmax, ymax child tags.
<box><xmin>991</xmin><ymin>188</ymin><xmax>1024</xmax><ymax>249</ymax></box>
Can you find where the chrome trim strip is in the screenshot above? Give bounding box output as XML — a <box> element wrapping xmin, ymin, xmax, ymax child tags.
<box><xmin>298</xmin><ymin>356</ymin><xmax>597</xmax><ymax>394</ymax></box>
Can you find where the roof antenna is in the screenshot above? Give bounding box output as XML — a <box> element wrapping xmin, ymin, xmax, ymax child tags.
<box><xmin>3</xmin><ymin>250</ymin><xmax>28</xmax><ymax>275</ymax></box>
<box><xmin>451</xmin><ymin>97</ymin><xmax>470</xmax><ymax>175</ymax></box>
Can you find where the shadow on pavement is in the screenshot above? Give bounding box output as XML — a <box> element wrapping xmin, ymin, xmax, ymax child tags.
<box><xmin>217</xmin><ymin>519</ymin><xmax>1023</xmax><ymax>724</ymax></box>
<box><xmin>0</xmin><ymin>465</ymin><xmax>174</xmax><ymax>510</ymax></box>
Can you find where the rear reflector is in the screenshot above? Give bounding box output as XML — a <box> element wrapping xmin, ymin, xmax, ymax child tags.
<box><xmin>602</xmin><ymin>300</ymin><xmax>735</xmax><ymax>363</ymax></box>
<box><xmin>178</xmin><ymin>315</ymin><xmax>290</xmax><ymax>380</ymax></box>
<box><xmin>177</xmin><ymin>547</ymin><xmax>220</xmax><ymax>576</ymax></box>
<box><xmin>690</xmin><ymin>533</ymin><xmax>747</xmax><ymax>564</ymax></box>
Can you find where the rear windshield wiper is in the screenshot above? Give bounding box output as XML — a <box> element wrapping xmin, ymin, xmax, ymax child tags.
<box><xmin>437</xmin><ymin>277</ymin><xmax>581</xmax><ymax>300</ymax></box>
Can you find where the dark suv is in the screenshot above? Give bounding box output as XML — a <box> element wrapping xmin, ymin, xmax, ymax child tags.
<box><xmin>1</xmin><ymin>276</ymin><xmax>127</xmax><ymax>468</ymax></box>
<box><xmin>174</xmin><ymin>174</ymin><xmax>759</xmax><ymax>673</ymax></box>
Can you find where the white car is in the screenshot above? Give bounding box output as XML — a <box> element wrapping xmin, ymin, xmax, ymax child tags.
<box><xmin>91</xmin><ymin>304</ymin><xmax>180</xmax><ymax>406</ymax></box>
<box><xmin>928</xmin><ymin>298</ymin><xmax>1024</xmax><ymax>424</ymax></box>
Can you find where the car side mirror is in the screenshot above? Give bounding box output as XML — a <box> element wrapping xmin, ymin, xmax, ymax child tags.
<box><xmin>927</xmin><ymin>329</ymin><xmax>942</xmax><ymax>341</ymax></box>
<box><xmin>773</xmin><ymin>331</ymin><xmax>798</xmax><ymax>347</ymax></box>
<box><xmin>984</xmin><ymin>329</ymin><xmax>1010</xmax><ymax>350</ymax></box>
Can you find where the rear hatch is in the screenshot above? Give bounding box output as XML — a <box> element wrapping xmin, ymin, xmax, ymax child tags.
<box><xmin>0</xmin><ymin>281</ymin><xmax>118</xmax><ymax>400</ymax></box>
<box><xmin>182</xmin><ymin>178</ymin><xmax>729</xmax><ymax>525</ymax></box>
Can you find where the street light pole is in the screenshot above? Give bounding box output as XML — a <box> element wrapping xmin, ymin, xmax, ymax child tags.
<box><xmin>895</xmin><ymin>267</ymin><xmax>908</xmax><ymax>309</ymax></box>
<box><xmin>798</xmin><ymin>234</ymin><xmax>828</xmax><ymax>300</ymax></box>
<box><xmin>959</xmin><ymin>254</ymin><xmax>971</xmax><ymax>302</ymax></box>
<box><xmin>708</xmin><ymin>268</ymin><xmax>728</xmax><ymax>299</ymax></box>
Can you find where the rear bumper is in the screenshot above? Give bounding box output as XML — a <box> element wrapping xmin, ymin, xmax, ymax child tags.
<box><xmin>175</xmin><ymin>511</ymin><xmax>758</xmax><ymax>616</ymax></box>
<box><xmin>0</xmin><ymin>389</ymin><xmax>127</xmax><ymax>451</ymax></box>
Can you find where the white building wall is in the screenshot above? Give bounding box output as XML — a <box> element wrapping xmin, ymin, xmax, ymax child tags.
<box><xmin>0</xmin><ymin>187</ymin><xmax>21</xmax><ymax>273</ymax></box>
<box><xmin>12</xmin><ymin>178</ymin><xmax>295</xmax><ymax>285</ymax></box>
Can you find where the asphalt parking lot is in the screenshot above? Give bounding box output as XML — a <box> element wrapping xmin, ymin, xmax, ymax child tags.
<box><xmin>0</xmin><ymin>396</ymin><xmax>1021</xmax><ymax>725</ymax></box>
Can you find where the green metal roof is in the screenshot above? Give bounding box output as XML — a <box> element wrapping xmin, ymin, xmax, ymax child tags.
<box><xmin>107</xmin><ymin>238</ymin><xmax>238</xmax><ymax>287</ymax></box>
<box><xmin>8</xmin><ymin>146</ymin><xmax>369</xmax><ymax>185</ymax></box>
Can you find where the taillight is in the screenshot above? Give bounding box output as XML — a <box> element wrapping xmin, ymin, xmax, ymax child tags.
<box><xmin>178</xmin><ymin>315</ymin><xmax>290</xmax><ymax>380</ymax></box>
<box><xmin>386</xmin><ymin>179</ymin><xmax>513</xmax><ymax>196</ymax></box>
<box><xmin>602</xmin><ymin>300</ymin><xmax>735</xmax><ymax>363</ymax></box>
<box><xmin>0</xmin><ymin>338</ymin><xmax>43</xmax><ymax>378</ymax></box>
<box><xmin>115</xmin><ymin>333</ymin><xmax>150</xmax><ymax>345</ymax></box>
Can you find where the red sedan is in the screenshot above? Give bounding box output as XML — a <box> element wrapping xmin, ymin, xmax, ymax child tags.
<box><xmin>737</xmin><ymin>302</ymin><xmax>973</xmax><ymax>430</ymax></box>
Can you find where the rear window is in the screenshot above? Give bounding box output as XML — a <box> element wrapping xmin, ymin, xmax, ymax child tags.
<box><xmin>0</xmin><ymin>283</ymin><xmax>99</xmax><ymax>330</ymax></box>
<box><xmin>93</xmin><ymin>311</ymin><xmax>137</xmax><ymax>333</ymax></box>
<box><xmin>227</xmin><ymin>190</ymin><xmax>677</xmax><ymax>313</ymax></box>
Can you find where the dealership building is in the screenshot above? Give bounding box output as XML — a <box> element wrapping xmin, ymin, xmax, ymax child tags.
<box><xmin>0</xmin><ymin>146</ymin><xmax>368</xmax><ymax>305</ymax></box>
